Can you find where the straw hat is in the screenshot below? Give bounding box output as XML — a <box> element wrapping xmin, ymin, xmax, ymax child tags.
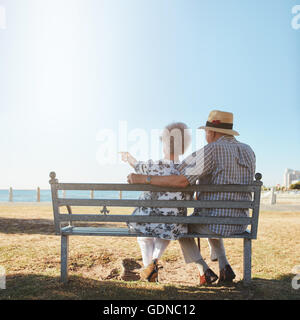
<box><xmin>199</xmin><ymin>110</ymin><xmax>239</xmax><ymax>136</ymax></box>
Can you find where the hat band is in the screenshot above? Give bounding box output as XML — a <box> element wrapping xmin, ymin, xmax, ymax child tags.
<box><xmin>206</xmin><ymin>121</ymin><xmax>233</xmax><ymax>130</ymax></box>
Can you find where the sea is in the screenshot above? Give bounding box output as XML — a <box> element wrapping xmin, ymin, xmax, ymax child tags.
<box><xmin>0</xmin><ymin>190</ymin><xmax>142</xmax><ymax>202</ymax></box>
<box><xmin>3</xmin><ymin>190</ymin><xmax>299</xmax><ymax>203</ymax></box>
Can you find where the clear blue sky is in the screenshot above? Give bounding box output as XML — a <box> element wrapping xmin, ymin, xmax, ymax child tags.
<box><xmin>0</xmin><ymin>0</ymin><xmax>299</xmax><ymax>188</ymax></box>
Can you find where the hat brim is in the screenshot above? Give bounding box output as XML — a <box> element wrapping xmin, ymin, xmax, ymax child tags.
<box><xmin>198</xmin><ymin>126</ymin><xmax>240</xmax><ymax>136</ymax></box>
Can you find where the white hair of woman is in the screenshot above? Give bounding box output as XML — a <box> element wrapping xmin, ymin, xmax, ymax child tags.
<box><xmin>160</xmin><ymin>122</ymin><xmax>192</xmax><ymax>161</ymax></box>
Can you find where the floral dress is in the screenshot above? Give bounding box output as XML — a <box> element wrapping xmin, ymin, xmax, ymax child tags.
<box><xmin>127</xmin><ymin>159</ymin><xmax>189</xmax><ymax>240</ymax></box>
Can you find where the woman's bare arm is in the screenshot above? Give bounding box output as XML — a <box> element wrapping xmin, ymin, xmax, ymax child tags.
<box><xmin>119</xmin><ymin>152</ymin><xmax>138</xmax><ymax>168</ymax></box>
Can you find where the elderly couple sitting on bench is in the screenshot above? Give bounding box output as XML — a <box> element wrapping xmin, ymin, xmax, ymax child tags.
<box><xmin>120</xmin><ymin>110</ymin><xmax>256</xmax><ymax>286</ymax></box>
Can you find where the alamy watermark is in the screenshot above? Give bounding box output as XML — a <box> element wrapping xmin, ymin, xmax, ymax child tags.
<box><xmin>291</xmin><ymin>265</ymin><xmax>300</xmax><ymax>290</ymax></box>
<box><xmin>0</xmin><ymin>266</ymin><xmax>6</xmax><ymax>290</ymax></box>
<box><xmin>96</xmin><ymin>121</ymin><xmax>206</xmax><ymax>175</ymax></box>
<box><xmin>0</xmin><ymin>5</ymin><xmax>6</xmax><ymax>30</ymax></box>
<box><xmin>291</xmin><ymin>5</ymin><xmax>300</xmax><ymax>30</ymax></box>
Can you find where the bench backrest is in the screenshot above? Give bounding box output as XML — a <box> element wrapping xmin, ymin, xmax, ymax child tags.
<box><xmin>49</xmin><ymin>172</ymin><xmax>263</xmax><ymax>239</ymax></box>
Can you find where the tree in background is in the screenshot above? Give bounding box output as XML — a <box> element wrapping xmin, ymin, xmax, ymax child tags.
<box><xmin>290</xmin><ymin>182</ymin><xmax>300</xmax><ymax>190</ymax></box>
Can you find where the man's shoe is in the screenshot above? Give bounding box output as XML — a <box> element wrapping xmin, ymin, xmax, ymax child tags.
<box><xmin>218</xmin><ymin>265</ymin><xmax>236</xmax><ymax>284</ymax></box>
<box><xmin>199</xmin><ymin>268</ymin><xmax>219</xmax><ymax>286</ymax></box>
<box><xmin>140</xmin><ymin>259</ymin><xmax>159</xmax><ymax>283</ymax></box>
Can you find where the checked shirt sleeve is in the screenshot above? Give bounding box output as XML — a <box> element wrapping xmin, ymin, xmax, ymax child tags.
<box><xmin>178</xmin><ymin>144</ymin><xmax>214</xmax><ymax>185</ymax></box>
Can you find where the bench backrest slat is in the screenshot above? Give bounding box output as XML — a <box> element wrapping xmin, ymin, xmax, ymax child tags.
<box><xmin>58</xmin><ymin>214</ymin><xmax>252</xmax><ymax>225</ymax></box>
<box><xmin>57</xmin><ymin>183</ymin><xmax>256</xmax><ymax>193</ymax></box>
<box><xmin>57</xmin><ymin>199</ymin><xmax>254</xmax><ymax>209</ymax></box>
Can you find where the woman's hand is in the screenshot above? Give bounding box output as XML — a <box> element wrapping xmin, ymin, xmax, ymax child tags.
<box><xmin>119</xmin><ymin>152</ymin><xmax>130</xmax><ymax>163</ymax></box>
<box><xmin>127</xmin><ymin>174</ymin><xmax>147</xmax><ymax>184</ymax></box>
<box><xmin>119</xmin><ymin>152</ymin><xmax>138</xmax><ymax>168</ymax></box>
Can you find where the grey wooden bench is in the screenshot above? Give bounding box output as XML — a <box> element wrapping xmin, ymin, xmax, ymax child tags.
<box><xmin>49</xmin><ymin>172</ymin><xmax>263</xmax><ymax>285</ymax></box>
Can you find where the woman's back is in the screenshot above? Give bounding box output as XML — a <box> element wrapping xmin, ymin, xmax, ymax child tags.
<box><xmin>128</xmin><ymin>159</ymin><xmax>189</xmax><ymax>240</ymax></box>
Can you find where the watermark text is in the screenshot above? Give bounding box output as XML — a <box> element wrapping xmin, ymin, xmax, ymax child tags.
<box><xmin>96</xmin><ymin>121</ymin><xmax>205</xmax><ymax>173</ymax></box>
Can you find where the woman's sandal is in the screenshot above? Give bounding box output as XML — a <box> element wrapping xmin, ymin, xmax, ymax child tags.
<box><xmin>140</xmin><ymin>259</ymin><xmax>159</xmax><ymax>282</ymax></box>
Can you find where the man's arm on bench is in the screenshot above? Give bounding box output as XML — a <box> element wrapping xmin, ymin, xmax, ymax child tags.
<box><xmin>127</xmin><ymin>174</ymin><xmax>190</xmax><ymax>188</ymax></box>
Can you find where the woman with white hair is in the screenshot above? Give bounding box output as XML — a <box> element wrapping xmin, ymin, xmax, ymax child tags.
<box><xmin>120</xmin><ymin>122</ymin><xmax>191</xmax><ymax>282</ymax></box>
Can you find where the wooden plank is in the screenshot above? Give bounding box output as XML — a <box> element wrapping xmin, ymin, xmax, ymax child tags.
<box><xmin>57</xmin><ymin>198</ymin><xmax>254</xmax><ymax>209</ymax></box>
<box><xmin>62</xmin><ymin>227</ymin><xmax>140</xmax><ymax>237</ymax></box>
<box><xmin>179</xmin><ymin>231</ymin><xmax>252</xmax><ymax>239</ymax></box>
<box><xmin>61</xmin><ymin>227</ymin><xmax>252</xmax><ymax>239</ymax></box>
<box><xmin>56</xmin><ymin>183</ymin><xmax>257</xmax><ymax>193</ymax></box>
<box><xmin>58</xmin><ymin>214</ymin><xmax>252</xmax><ymax>225</ymax></box>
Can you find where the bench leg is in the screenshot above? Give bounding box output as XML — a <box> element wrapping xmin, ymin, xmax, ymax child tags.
<box><xmin>61</xmin><ymin>235</ymin><xmax>69</xmax><ymax>283</ymax></box>
<box><xmin>243</xmin><ymin>238</ymin><xmax>252</xmax><ymax>285</ymax></box>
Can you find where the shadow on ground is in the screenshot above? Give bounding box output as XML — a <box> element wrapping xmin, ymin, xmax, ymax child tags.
<box><xmin>0</xmin><ymin>218</ymin><xmax>55</xmax><ymax>235</ymax></box>
<box><xmin>0</xmin><ymin>273</ymin><xmax>298</xmax><ymax>300</ymax></box>
<box><xmin>0</xmin><ymin>218</ymin><xmax>118</xmax><ymax>235</ymax></box>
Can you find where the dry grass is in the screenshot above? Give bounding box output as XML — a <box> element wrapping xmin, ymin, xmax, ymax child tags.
<box><xmin>0</xmin><ymin>203</ymin><xmax>299</xmax><ymax>300</ymax></box>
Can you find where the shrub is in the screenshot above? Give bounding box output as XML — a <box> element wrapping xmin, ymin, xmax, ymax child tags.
<box><xmin>290</xmin><ymin>182</ymin><xmax>300</xmax><ymax>190</ymax></box>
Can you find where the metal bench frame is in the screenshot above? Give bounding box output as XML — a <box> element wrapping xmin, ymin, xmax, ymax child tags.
<box><xmin>49</xmin><ymin>172</ymin><xmax>263</xmax><ymax>285</ymax></box>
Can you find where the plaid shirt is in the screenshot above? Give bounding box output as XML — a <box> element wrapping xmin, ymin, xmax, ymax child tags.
<box><xmin>178</xmin><ymin>135</ymin><xmax>256</xmax><ymax>236</ymax></box>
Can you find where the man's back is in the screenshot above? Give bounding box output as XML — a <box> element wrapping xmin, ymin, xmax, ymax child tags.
<box><xmin>179</xmin><ymin>135</ymin><xmax>256</xmax><ymax>236</ymax></box>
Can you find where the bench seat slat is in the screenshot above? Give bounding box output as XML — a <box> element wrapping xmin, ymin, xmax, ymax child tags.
<box><xmin>61</xmin><ymin>226</ymin><xmax>252</xmax><ymax>239</ymax></box>
<box><xmin>179</xmin><ymin>231</ymin><xmax>252</xmax><ymax>239</ymax></box>
<box><xmin>59</xmin><ymin>214</ymin><xmax>252</xmax><ymax>225</ymax></box>
<box><xmin>58</xmin><ymin>199</ymin><xmax>254</xmax><ymax>209</ymax></box>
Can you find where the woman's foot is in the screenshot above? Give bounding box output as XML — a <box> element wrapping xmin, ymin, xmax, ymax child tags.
<box><xmin>140</xmin><ymin>259</ymin><xmax>159</xmax><ymax>282</ymax></box>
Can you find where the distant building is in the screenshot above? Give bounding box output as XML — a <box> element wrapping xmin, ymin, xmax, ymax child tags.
<box><xmin>284</xmin><ymin>169</ymin><xmax>300</xmax><ymax>188</ymax></box>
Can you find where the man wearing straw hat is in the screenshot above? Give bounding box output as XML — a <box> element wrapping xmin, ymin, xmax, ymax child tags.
<box><xmin>128</xmin><ymin>110</ymin><xmax>256</xmax><ymax>285</ymax></box>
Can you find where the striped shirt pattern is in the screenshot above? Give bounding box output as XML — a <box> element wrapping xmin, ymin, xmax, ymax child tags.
<box><xmin>178</xmin><ymin>135</ymin><xmax>256</xmax><ymax>236</ymax></box>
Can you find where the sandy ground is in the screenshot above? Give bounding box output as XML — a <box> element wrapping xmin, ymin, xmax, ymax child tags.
<box><xmin>0</xmin><ymin>200</ymin><xmax>300</xmax><ymax>289</ymax></box>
